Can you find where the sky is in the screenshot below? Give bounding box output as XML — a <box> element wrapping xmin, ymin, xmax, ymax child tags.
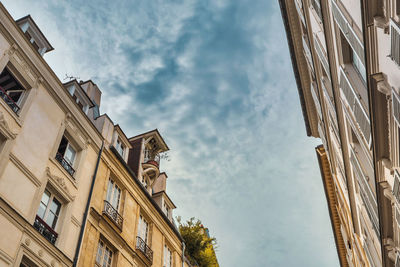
<box><xmin>4</xmin><ymin>0</ymin><xmax>339</xmax><ymax>266</ymax></box>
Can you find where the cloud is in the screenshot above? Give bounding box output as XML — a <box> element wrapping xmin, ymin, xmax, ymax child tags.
<box><xmin>3</xmin><ymin>0</ymin><xmax>339</xmax><ymax>266</ymax></box>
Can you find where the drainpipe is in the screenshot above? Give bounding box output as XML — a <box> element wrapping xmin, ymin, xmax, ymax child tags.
<box><xmin>182</xmin><ymin>241</ymin><xmax>186</xmax><ymax>267</ymax></box>
<box><xmin>73</xmin><ymin>141</ymin><xmax>104</xmax><ymax>267</ymax></box>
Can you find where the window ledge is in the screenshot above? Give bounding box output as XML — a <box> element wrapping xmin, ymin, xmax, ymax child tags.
<box><xmin>49</xmin><ymin>157</ymin><xmax>78</xmax><ymax>190</ymax></box>
<box><xmin>0</xmin><ymin>99</ymin><xmax>22</xmax><ymax>127</ymax></box>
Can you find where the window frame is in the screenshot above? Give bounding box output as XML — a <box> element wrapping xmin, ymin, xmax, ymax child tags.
<box><xmin>36</xmin><ymin>189</ymin><xmax>62</xmax><ymax>230</ymax></box>
<box><xmin>163</xmin><ymin>244</ymin><xmax>172</xmax><ymax>267</ymax></box>
<box><xmin>95</xmin><ymin>239</ymin><xmax>114</xmax><ymax>267</ymax></box>
<box><xmin>105</xmin><ymin>178</ymin><xmax>122</xmax><ymax>212</ymax></box>
<box><xmin>138</xmin><ymin>214</ymin><xmax>150</xmax><ymax>244</ymax></box>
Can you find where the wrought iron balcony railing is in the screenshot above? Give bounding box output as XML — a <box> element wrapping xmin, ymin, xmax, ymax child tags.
<box><xmin>33</xmin><ymin>215</ymin><xmax>58</xmax><ymax>244</ymax></box>
<box><xmin>0</xmin><ymin>86</ymin><xmax>20</xmax><ymax>114</ymax></box>
<box><xmin>136</xmin><ymin>236</ymin><xmax>153</xmax><ymax>263</ymax></box>
<box><xmin>144</xmin><ymin>149</ymin><xmax>160</xmax><ymax>168</ymax></box>
<box><xmin>55</xmin><ymin>152</ymin><xmax>76</xmax><ymax>176</ymax></box>
<box><xmin>103</xmin><ymin>200</ymin><xmax>123</xmax><ymax>229</ymax></box>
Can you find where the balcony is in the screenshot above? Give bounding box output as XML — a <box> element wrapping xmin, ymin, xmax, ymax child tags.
<box><xmin>103</xmin><ymin>200</ymin><xmax>123</xmax><ymax>230</ymax></box>
<box><xmin>0</xmin><ymin>86</ymin><xmax>20</xmax><ymax>114</ymax></box>
<box><xmin>144</xmin><ymin>149</ymin><xmax>160</xmax><ymax>168</ymax></box>
<box><xmin>136</xmin><ymin>236</ymin><xmax>153</xmax><ymax>263</ymax></box>
<box><xmin>33</xmin><ymin>215</ymin><xmax>58</xmax><ymax>244</ymax></box>
<box><xmin>55</xmin><ymin>152</ymin><xmax>75</xmax><ymax>176</ymax></box>
<box><xmin>339</xmin><ymin>68</ymin><xmax>370</xmax><ymax>145</ymax></box>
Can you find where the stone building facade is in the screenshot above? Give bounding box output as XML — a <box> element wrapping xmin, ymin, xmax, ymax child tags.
<box><xmin>0</xmin><ymin>3</ymin><xmax>191</xmax><ymax>267</ymax></box>
<box><xmin>280</xmin><ymin>0</ymin><xmax>400</xmax><ymax>266</ymax></box>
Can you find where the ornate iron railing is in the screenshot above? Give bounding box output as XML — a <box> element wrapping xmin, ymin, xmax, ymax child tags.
<box><xmin>33</xmin><ymin>215</ymin><xmax>58</xmax><ymax>244</ymax></box>
<box><xmin>0</xmin><ymin>86</ymin><xmax>20</xmax><ymax>114</ymax></box>
<box><xmin>103</xmin><ymin>200</ymin><xmax>123</xmax><ymax>229</ymax></box>
<box><xmin>55</xmin><ymin>152</ymin><xmax>75</xmax><ymax>176</ymax></box>
<box><xmin>136</xmin><ymin>236</ymin><xmax>153</xmax><ymax>263</ymax></box>
<box><xmin>144</xmin><ymin>149</ymin><xmax>160</xmax><ymax>168</ymax></box>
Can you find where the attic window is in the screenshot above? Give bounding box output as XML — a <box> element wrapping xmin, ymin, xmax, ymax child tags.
<box><xmin>24</xmin><ymin>31</ymin><xmax>40</xmax><ymax>52</ymax></box>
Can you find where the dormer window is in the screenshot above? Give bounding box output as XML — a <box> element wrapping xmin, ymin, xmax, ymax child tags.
<box><xmin>67</xmin><ymin>84</ymin><xmax>89</xmax><ymax>114</ymax></box>
<box><xmin>163</xmin><ymin>201</ymin><xmax>170</xmax><ymax>218</ymax></box>
<box><xmin>16</xmin><ymin>15</ymin><xmax>54</xmax><ymax>56</ymax></box>
<box><xmin>116</xmin><ymin>138</ymin><xmax>125</xmax><ymax>157</ymax></box>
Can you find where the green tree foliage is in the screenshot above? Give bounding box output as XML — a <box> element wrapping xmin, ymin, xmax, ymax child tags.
<box><xmin>177</xmin><ymin>217</ymin><xmax>218</xmax><ymax>267</ymax></box>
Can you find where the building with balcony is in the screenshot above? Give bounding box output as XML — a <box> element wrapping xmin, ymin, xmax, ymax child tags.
<box><xmin>78</xmin><ymin>118</ymin><xmax>188</xmax><ymax>267</ymax></box>
<box><xmin>0</xmin><ymin>3</ymin><xmax>193</xmax><ymax>267</ymax></box>
<box><xmin>0</xmin><ymin>4</ymin><xmax>104</xmax><ymax>267</ymax></box>
<box><xmin>279</xmin><ymin>0</ymin><xmax>400</xmax><ymax>266</ymax></box>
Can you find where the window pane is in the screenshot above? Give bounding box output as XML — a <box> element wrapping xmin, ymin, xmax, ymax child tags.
<box><xmin>50</xmin><ymin>198</ymin><xmax>61</xmax><ymax>215</ymax></box>
<box><xmin>112</xmin><ymin>186</ymin><xmax>121</xmax><ymax>210</ymax></box>
<box><xmin>64</xmin><ymin>144</ymin><xmax>76</xmax><ymax>165</ymax></box>
<box><xmin>45</xmin><ymin>212</ymin><xmax>55</xmax><ymax>228</ymax></box>
<box><xmin>57</xmin><ymin>136</ymin><xmax>68</xmax><ymax>155</ymax></box>
<box><xmin>96</xmin><ymin>241</ymin><xmax>104</xmax><ymax>264</ymax></box>
<box><xmin>37</xmin><ymin>202</ymin><xmax>46</xmax><ymax>218</ymax></box>
<box><xmin>106</xmin><ymin>179</ymin><xmax>113</xmax><ymax>202</ymax></box>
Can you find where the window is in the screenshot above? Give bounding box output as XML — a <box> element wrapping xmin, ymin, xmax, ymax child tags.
<box><xmin>37</xmin><ymin>189</ymin><xmax>61</xmax><ymax>229</ymax></box>
<box><xmin>96</xmin><ymin>240</ymin><xmax>113</xmax><ymax>267</ymax></box>
<box><xmin>351</xmin><ymin>49</ymin><xmax>366</xmax><ymax>83</ymax></box>
<box><xmin>164</xmin><ymin>245</ymin><xmax>172</xmax><ymax>267</ymax></box>
<box><xmin>0</xmin><ymin>68</ymin><xmax>26</xmax><ymax>113</ymax></box>
<box><xmin>115</xmin><ymin>138</ymin><xmax>125</xmax><ymax>157</ymax></box>
<box><xmin>163</xmin><ymin>201</ymin><xmax>170</xmax><ymax>218</ymax></box>
<box><xmin>138</xmin><ymin>215</ymin><xmax>149</xmax><ymax>244</ymax></box>
<box><xmin>34</xmin><ymin>189</ymin><xmax>61</xmax><ymax>244</ymax></box>
<box><xmin>56</xmin><ymin>135</ymin><xmax>77</xmax><ymax>176</ymax></box>
<box><xmin>106</xmin><ymin>178</ymin><xmax>121</xmax><ymax>211</ymax></box>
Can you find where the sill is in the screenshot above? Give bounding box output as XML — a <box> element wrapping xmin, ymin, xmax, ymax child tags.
<box><xmin>49</xmin><ymin>157</ymin><xmax>78</xmax><ymax>189</ymax></box>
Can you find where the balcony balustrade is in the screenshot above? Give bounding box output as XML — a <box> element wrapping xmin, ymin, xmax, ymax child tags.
<box><xmin>0</xmin><ymin>86</ymin><xmax>20</xmax><ymax>114</ymax></box>
<box><xmin>144</xmin><ymin>149</ymin><xmax>160</xmax><ymax>168</ymax></box>
<box><xmin>55</xmin><ymin>152</ymin><xmax>75</xmax><ymax>176</ymax></box>
<box><xmin>33</xmin><ymin>215</ymin><xmax>58</xmax><ymax>244</ymax></box>
<box><xmin>103</xmin><ymin>200</ymin><xmax>123</xmax><ymax>229</ymax></box>
<box><xmin>136</xmin><ymin>236</ymin><xmax>153</xmax><ymax>263</ymax></box>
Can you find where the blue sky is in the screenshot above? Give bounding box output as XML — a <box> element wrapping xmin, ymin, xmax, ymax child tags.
<box><xmin>4</xmin><ymin>0</ymin><xmax>339</xmax><ymax>266</ymax></box>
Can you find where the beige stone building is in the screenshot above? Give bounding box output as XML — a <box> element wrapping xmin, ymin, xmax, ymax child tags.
<box><xmin>279</xmin><ymin>0</ymin><xmax>400</xmax><ymax>266</ymax></box>
<box><xmin>0</xmin><ymin>3</ymin><xmax>192</xmax><ymax>267</ymax></box>
<box><xmin>0</xmin><ymin>4</ymin><xmax>104</xmax><ymax>267</ymax></box>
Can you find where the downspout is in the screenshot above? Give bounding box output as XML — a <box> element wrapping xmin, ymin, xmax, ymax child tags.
<box><xmin>73</xmin><ymin>140</ymin><xmax>104</xmax><ymax>267</ymax></box>
<box><xmin>182</xmin><ymin>241</ymin><xmax>186</xmax><ymax>267</ymax></box>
